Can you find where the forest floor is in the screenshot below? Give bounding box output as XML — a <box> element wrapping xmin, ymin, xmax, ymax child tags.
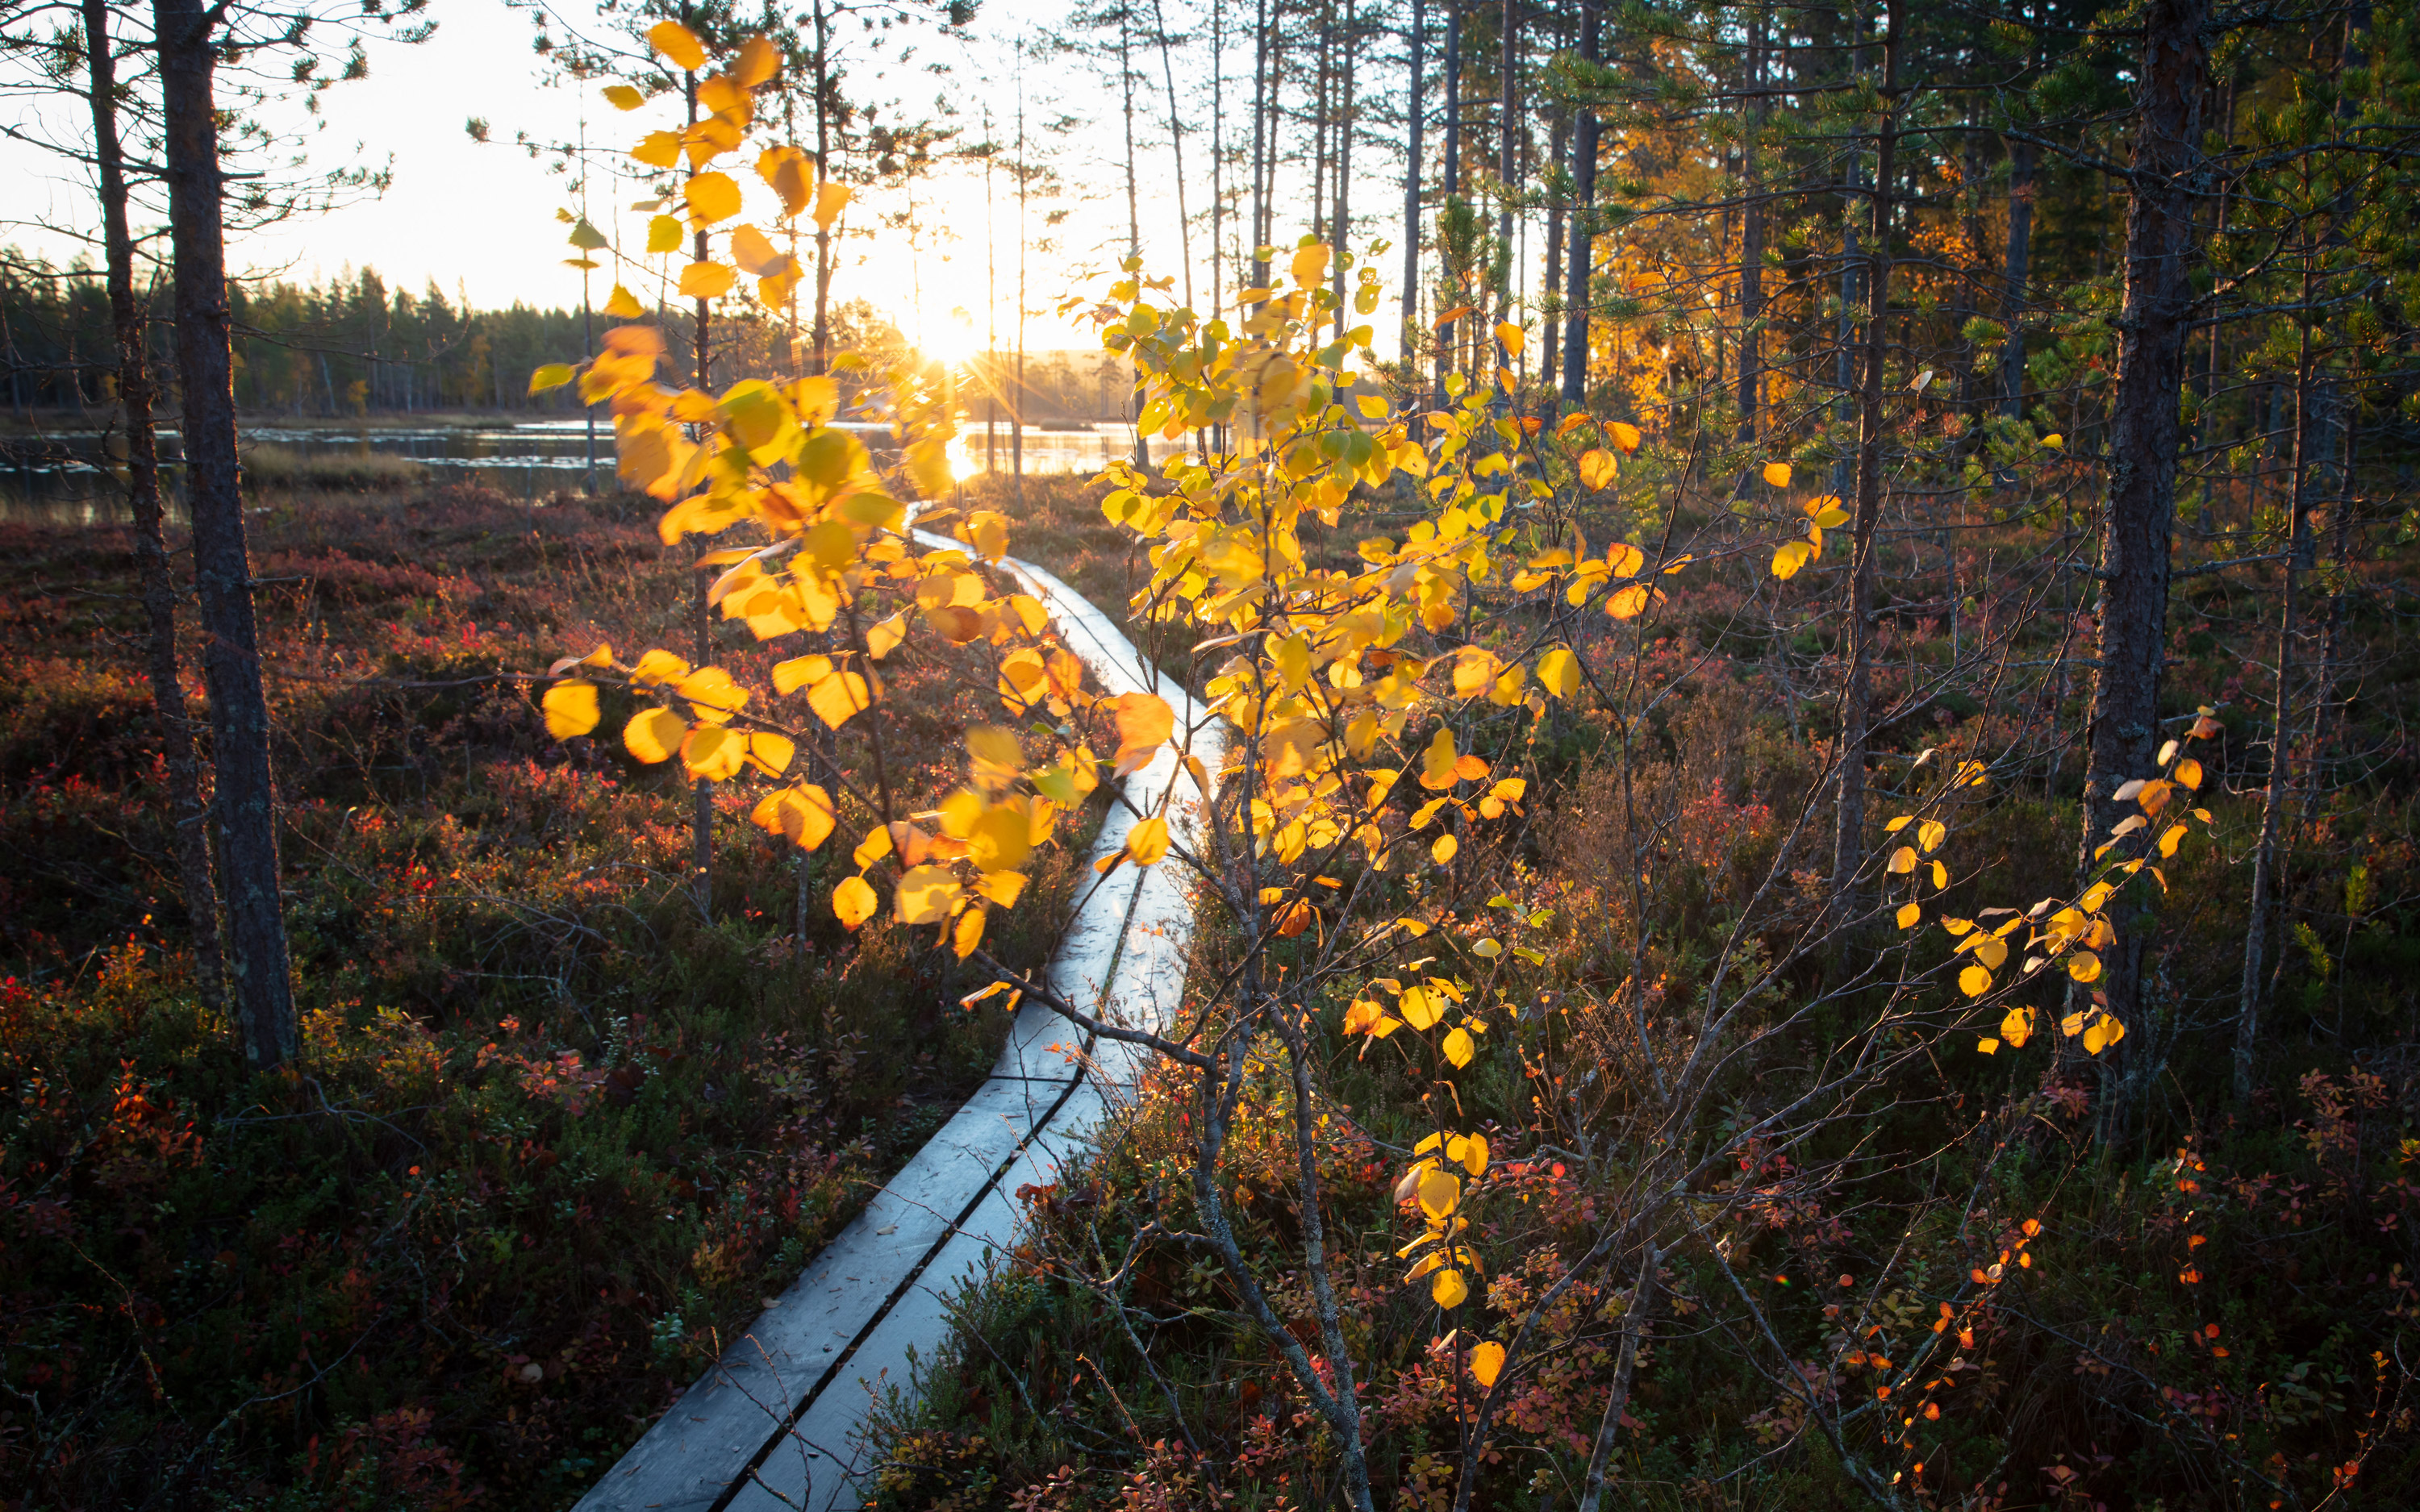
<box><xmin>0</xmin><ymin>478</ymin><xmax>1104</xmax><ymax>1507</ymax></box>
<box><xmin>854</xmin><ymin>473</ymin><xmax>2420</xmax><ymax>1512</ymax></box>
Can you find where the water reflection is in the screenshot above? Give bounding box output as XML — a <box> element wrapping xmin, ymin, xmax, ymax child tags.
<box><xmin>0</xmin><ymin>417</ymin><xmax>1177</xmax><ymax>525</ymax></box>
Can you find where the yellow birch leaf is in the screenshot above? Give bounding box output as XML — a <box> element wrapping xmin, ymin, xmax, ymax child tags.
<box><xmin>604</xmin><ymin>284</ymin><xmax>645</xmax><ymax>319</ymax></box>
<box><xmin>731</xmin><ymin>35</ymin><xmax>778</xmax><ymax>86</ymax></box>
<box><xmin>1896</xmin><ymin>902</ymin><xmax>1922</xmax><ymax>930</ymax></box>
<box><xmin>1608</xmin><ymin>584</ymin><xmax>1657</xmax><ymax>619</ymax></box>
<box><xmin>633</xmin><ymin>132</ymin><xmax>682</xmax><ymax>170</ymax></box>
<box><xmin>646</xmin><ymin>214</ymin><xmax>686</xmax><ymax>254</ymax></box>
<box><xmin>951</xmin><ymin>905</ymin><xmax>987</xmax><ymax>960</ymax></box>
<box><xmin>2159</xmin><ymin>823</ymin><xmax>2187</xmax><ymax>858</ymax></box>
<box><xmin>1978</xmin><ymin>1038</ymin><xmax>2000</xmax><ymax>1054</ymax></box>
<box><xmin>1417</xmin><ymin>1167</ymin><xmax>1461</xmax><ymax>1221</ymax></box>
<box><xmin>1112</xmin><ymin>691</ymin><xmax>1175</xmax><ymax>776</ymax></box>
<box><xmin>685</xmin><ymin>171</ymin><xmax>742</xmax><ymax>225</ymax></box>
<box><xmin>2067</xmin><ymin>950</ymin><xmax>2102</xmax><ymax>983</ymax></box>
<box><xmin>728</xmin><ymin>223</ymin><xmax>786</xmax><ymax>275</ymax></box>
<box><xmin>1762</xmin><ymin>461</ymin><xmax>1792</xmax><ymax>488</ymax></box>
<box><xmin>1431</xmin><ymin>1268</ymin><xmax>1469</xmax><ymax>1309</ymax></box>
<box><xmin>679</xmin><ymin>260</ymin><xmax>736</xmax><ymax>298</ymax></box>
<box><xmin>2174</xmin><ymin>757</ymin><xmax>2203</xmax><ymax>789</ymax></box>
<box><xmin>758</xmin><ymin>145</ymin><xmax>813</xmax><ymax>217</ymax></box>
<box><xmin>624</xmin><ymin>706</ymin><xmax>687</xmax><ymax>764</ymax></box>
<box><xmin>748</xmin><ymin>731</ymin><xmax>795</xmax><ymax>775</ymax></box>
<box><xmin>1918</xmin><ymin>819</ymin><xmax>1947</xmax><ymax>852</ymax></box>
<box><xmin>1930</xmin><ymin>860</ymin><xmax>1948</xmax><ymax>889</ymax></box>
<box><xmin>832</xmin><ymin>875</ymin><xmax>877</xmax><ymax>930</ymax></box>
<box><xmin>812</xmin><ymin>181</ymin><xmax>851</xmax><ymax>230</ymax></box>
<box><xmin>1577</xmin><ymin>449</ymin><xmax>1617</xmax><ymax>489</ymax></box>
<box><xmin>1494</xmin><ymin>321</ymin><xmax>1525</xmax><ymax>356</ymax></box>
<box><xmin>807</xmin><ymin>670</ymin><xmax>870</xmax><ymax>730</ymax></box>
<box><xmin>895</xmin><ymin>865</ymin><xmax>962</xmax><ymax>925</ymax></box>
<box><xmin>1432</xmin><ymin>832</ymin><xmax>1459</xmax><ymax>864</ymax></box>
<box><xmin>603</xmin><ymin>83</ymin><xmax>646</xmax><ymax>110</ymax></box>
<box><xmin>1959</xmin><ymin>964</ymin><xmax>1992</xmax><ymax>997</ymax></box>
<box><xmin>1442</xmin><ymin>1027</ymin><xmax>1475</xmax><ymax>1068</ymax></box>
<box><xmin>2082</xmin><ymin>1015</ymin><xmax>2113</xmax><ymax>1056</ymax></box>
<box><xmin>679</xmin><ymin>723</ymin><xmax>747</xmax><ymax>781</ymax></box>
<box><xmin>646</xmin><ymin>19</ymin><xmax>706</xmax><ymax>69</ymax></box>
<box><xmin>1536</xmin><ymin>647</ymin><xmax>1579</xmax><ymax>698</ymax></box>
<box><xmin>1606</xmin><ymin>421</ymin><xmax>1642</xmax><ymax>454</ymax></box>
<box><xmin>529</xmin><ymin>363</ymin><xmax>575</xmax><ymax>395</ymax></box>
<box><xmin>2000</xmin><ymin>1006</ymin><xmax>2034</xmax><ymax>1047</ymax></box>
<box><xmin>1888</xmin><ymin>846</ymin><xmax>1917</xmax><ymax>874</ymax></box>
<box><xmin>1124</xmin><ymin>814</ymin><xmax>1170</xmax><ymax>866</ymax></box>
<box><xmin>1400</xmin><ymin>986</ymin><xmax>1443</xmax><ymax>1031</ymax></box>
<box><xmin>1468</xmin><ymin>1340</ymin><xmax>1507</xmax><ymax>1387</ymax></box>
<box><xmin>542</xmin><ymin>681</ymin><xmax>600</xmax><ymax>738</ymax></box>
<box><xmin>1772</xmin><ymin>540</ymin><xmax>1812</xmax><ymax>581</ymax></box>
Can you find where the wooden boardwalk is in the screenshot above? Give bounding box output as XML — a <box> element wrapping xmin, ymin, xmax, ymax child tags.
<box><xmin>574</xmin><ymin>540</ymin><xmax>1219</xmax><ymax>1512</ymax></box>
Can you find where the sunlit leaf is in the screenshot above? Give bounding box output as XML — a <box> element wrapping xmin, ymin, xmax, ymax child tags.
<box><xmin>1442</xmin><ymin>1027</ymin><xmax>1475</xmax><ymax>1068</ymax></box>
<box><xmin>1536</xmin><ymin>647</ymin><xmax>1580</xmax><ymax>699</ymax></box>
<box><xmin>603</xmin><ymin>83</ymin><xmax>646</xmax><ymax>110</ymax></box>
<box><xmin>624</xmin><ymin>706</ymin><xmax>687</xmax><ymax>764</ymax></box>
<box><xmin>529</xmin><ymin>363</ymin><xmax>575</xmax><ymax>395</ymax></box>
<box><xmin>1431</xmin><ymin>832</ymin><xmax>1459</xmax><ymax>864</ymax></box>
<box><xmin>1762</xmin><ymin>460</ymin><xmax>1792</xmax><ymax>488</ymax></box>
<box><xmin>2066</xmin><ymin>950</ymin><xmax>2102</xmax><ymax>983</ymax></box>
<box><xmin>685</xmin><ymin>171</ymin><xmax>742</xmax><ymax>224</ymax></box>
<box><xmin>1111</xmin><ymin>691</ymin><xmax>1175</xmax><ymax>775</ymax></box>
<box><xmin>1606</xmin><ymin>421</ymin><xmax>1642</xmax><ymax>454</ymax></box>
<box><xmin>832</xmin><ymin>875</ymin><xmax>877</xmax><ymax>930</ymax></box>
<box><xmin>1896</xmin><ymin>902</ymin><xmax>1921</xmax><ymax>930</ymax></box>
<box><xmin>1468</xmin><ymin>1340</ymin><xmax>1506</xmax><ymax>1387</ymax></box>
<box><xmin>895</xmin><ymin>864</ymin><xmax>962</xmax><ymax>925</ymax></box>
<box><xmin>1958</xmin><ymin>964</ymin><xmax>1992</xmax><ymax>998</ymax></box>
<box><xmin>647</xmin><ymin>19</ymin><xmax>706</xmax><ymax>69</ymax></box>
<box><xmin>542</xmin><ymin>681</ymin><xmax>600</xmax><ymax>738</ymax></box>
<box><xmin>1417</xmin><ymin>1167</ymin><xmax>1461</xmax><ymax>1221</ymax></box>
<box><xmin>679</xmin><ymin>260</ymin><xmax>737</xmax><ymax>298</ymax></box>
<box><xmin>1124</xmin><ymin>814</ymin><xmax>1170</xmax><ymax>866</ymax></box>
<box><xmin>1577</xmin><ymin>449</ymin><xmax>1617</xmax><ymax>490</ymax></box>
<box><xmin>1431</xmin><ymin>1268</ymin><xmax>1469</xmax><ymax>1309</ymax></box>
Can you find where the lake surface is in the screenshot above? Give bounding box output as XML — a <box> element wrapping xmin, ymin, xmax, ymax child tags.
<box><xmin>0</xmin><ymin>416</ymin><xmax>1174</xmax><ymax>525</ymax></box>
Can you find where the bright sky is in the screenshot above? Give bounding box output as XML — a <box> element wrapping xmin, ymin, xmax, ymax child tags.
<box><xmin>5</xmin><ymin>0</ymin><xmax>1433</xmax><ymax>359</ymax></box>
<box><xmin>244</xmin><ymin>0</ymin><xmax>1129</xmax><ymax>351</ymax></box>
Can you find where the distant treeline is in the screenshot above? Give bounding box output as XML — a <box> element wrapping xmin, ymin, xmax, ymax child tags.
<box><xmin>1</xmin><ymin>252</ymin><xmax>1138</xmax><ymax>425</ymax></box>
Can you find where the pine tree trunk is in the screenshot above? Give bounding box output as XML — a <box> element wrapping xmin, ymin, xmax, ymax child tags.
<box><xmin>2000</xmin><ymin>135</ymin><xmax>2035</xmax><ymax>419</ymax></box>
<box><xmin>1559</xmin><ymin>0</ymin><xmax>1597</xmax><ymax>408</ymax></box>
<box><xmin>2235</xmin><ymin>269</ymin><xmax>2317</xmax><ymax>1105</ymax></box>
<box><xmin>88</xmin><ymin>0</ymin><xmax>224</xmax><ymax>1014</ymax></box>
<box><xmin>156</xmin><ymin>0</ymin><xmax>296</xmax><ymax>1066</ymax></box>
<box><xmin>1331</xmin><ymin>0</ymin><xmax>1355</xmax><ymax>339</ymax></box>
<box><xmin>1830</xmin><ymin>0</ymin><xmax>1899</xmax><ymax>902</ymax></box>
<box><xmin>1400</xmin><ymin>0</ymin><xmax>1425</xmax><ymax>362</ymax></box>
<box><xmin>2081</xmin><ymin>0</ymin><xmax>2207</xmax><ymax>1064</ymax></box>
<box><xmin>1737</xmin><ymin>9</ymin><xmax>1765</xmax><ymax>440</ymax></box>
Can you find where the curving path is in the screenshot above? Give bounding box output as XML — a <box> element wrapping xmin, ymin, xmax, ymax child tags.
<box><xmin>575</xmin><ymin>535</ymin><xmax>1221</xmax><ymax>1512</ymax></box>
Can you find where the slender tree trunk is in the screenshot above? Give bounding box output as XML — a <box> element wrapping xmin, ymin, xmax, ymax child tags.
<box><xmin>810</xmin><ymin>0</ymin><xmax>837</xmax><ymax>373</ymax></box>
<box><xmin>2235</xmin><ymin>273</ymin><xmax>2317</xmax><ymax>1104</ymax></box>
<box><xmin>1331</xmin><ymin>0</ymin><xmax>1355</xmax><ymax>338</ymax></box>
<box><xmin>1150</xmin><ymin>0</ymin><xmax>1195</xmax><ymax>306</ymax></box>
<box><xmin>1737</xmin><ymin>10</ymin><xmax>1766</xmax><ymax>440</ymax></box>
<box><xmin>1400</xmin><ymin>0</ymin><xmax>1425</xmax><ymax>363</ymax></box>
<box><xmin>1830</xmin><ymin>0</ymin><xmax>1899</xmax><ymax>901</ymax></box>
<box><xmin>1495</xmin><ymin>0</ymin><xmax>1516</xmax><ymax>330</ymax></box>
<box><xmin>87</xmin><ymin>0</ymin><xmax>224</xmax><ymax>1014</ymax></box>
<box><xmin>1573</xmin><ymin>1241</ymin><xmax>1661</xmax><ymax>1512</ymax></box>
<box><xmin>2000</xmin><ymin>135</ymin><xmax>2035</xmax><ymax>419</ymax></box>
<box><xmin>1542</xmin><ymin>101</ymin><xmax>1567</xmax><ymax>394</ymax></box>
<box><xmin>1439</xmin><ymin>1</ymin><xmax>1462</xmax><ymax>397</ymax></box>
<box><xmin>1250</xmin><ymin>0</ymin><xmax>1272</xmax><ymax>288</ymax></box>
<box><xmin>1211</xmin><ymin>0</ymin><xmax>1226</xmax><ymax>316</ymax></box>
<box><xmin>2080</xmin><ymin>0</ymin><xmax>2207</xmax><ymax>1056</ymax></box>
<box><xmin>156</xmin><ymin>0</ymin><xmax>295</xmax><ymax>1066</ymax></box>
<box><xmin>686</xmin><ymin>59</ymin><xmax>716</xmax><ymax>921</ymax></box>
<box><xmin>1559</xmin><ymin>0</ymin><xmax>1598</xmax><ymax>408</ymax></box>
